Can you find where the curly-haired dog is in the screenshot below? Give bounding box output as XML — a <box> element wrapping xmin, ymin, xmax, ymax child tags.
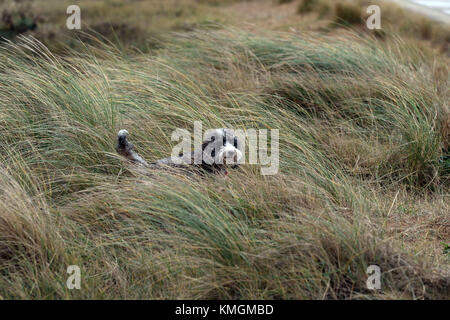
<box><xmin>116</xmin><ymin>129</ymin><xmax>243</xmax><ymax>175</ymax></box>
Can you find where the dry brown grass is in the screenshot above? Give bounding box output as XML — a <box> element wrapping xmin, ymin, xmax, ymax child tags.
<box><xmin>0</xmin><ymin>0</ymin><xmax>448</xmax><ymax>300</ymax></box>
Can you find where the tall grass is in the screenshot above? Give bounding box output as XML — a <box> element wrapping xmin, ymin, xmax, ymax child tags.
<box><xmin>0</xmin><ymin>29</ymin><xmax>448</xmax><ymax>299</ymax></box>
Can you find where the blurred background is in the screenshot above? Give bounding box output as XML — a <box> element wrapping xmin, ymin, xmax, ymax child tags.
<box><xmin>0</xmin><ymin>0</ymin><xmax>449</xmax><ymax>54</ymax></box>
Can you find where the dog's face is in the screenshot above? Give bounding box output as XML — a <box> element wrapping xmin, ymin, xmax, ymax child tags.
<box><xmin>202</xmin><ymin>128</ymin><xmax>243</xmax><ymax>166</ymax></box>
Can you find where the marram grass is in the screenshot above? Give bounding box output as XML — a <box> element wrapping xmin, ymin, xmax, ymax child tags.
<box><xmin>0</xmin><ymin>30</ymin><xmax>448</xmax><ymax>299</ymax></box>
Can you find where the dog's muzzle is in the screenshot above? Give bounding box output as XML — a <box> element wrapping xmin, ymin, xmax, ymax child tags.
<box><xmin>216</xmin><ymin>145</ymin><xmax>242</xmax><ymax>165</ymax></box>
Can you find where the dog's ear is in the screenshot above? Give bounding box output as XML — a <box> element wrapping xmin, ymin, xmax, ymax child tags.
<box><xmin>201</xmin><ymin>140</ymin><xmax>215</xmax><ymax>159</ymax></box>
<box><xmin>201</xmin><ymin>129</ymin><xmax>222</xmax><ymax>153</ymax></box>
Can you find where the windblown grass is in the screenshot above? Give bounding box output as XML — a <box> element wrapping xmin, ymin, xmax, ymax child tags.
<box><xmin>0</xmin><ymin>29</ymin><xmax>448</xmax><ymax>299</ymax></box>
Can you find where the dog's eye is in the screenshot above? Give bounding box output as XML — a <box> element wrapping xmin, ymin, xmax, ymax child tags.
<box><xmin>233</xmin><ymin>137</ymin><xmax>238</xmax><ymax>148</ymax></box>
<box><xmin>223</xmin><ymin>136</ymin><xmax>227</xmax><ymax>146</ymax></box>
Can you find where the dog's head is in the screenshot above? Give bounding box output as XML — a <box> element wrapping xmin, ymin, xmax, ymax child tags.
<box><xmin>200</xmin><ymin>128</ymin><xmax>243</xmax><ymax>168</ymax></box>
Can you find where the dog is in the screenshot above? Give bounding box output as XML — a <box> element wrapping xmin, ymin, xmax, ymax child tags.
<box><xmin>116</xmin><ymin>128</ymin><xmax>243</xmax><ymax>175</ymax></box>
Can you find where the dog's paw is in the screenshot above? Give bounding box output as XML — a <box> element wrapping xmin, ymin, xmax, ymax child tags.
<box><xmin>118</xmin><ymin>129</ymin><xmax>129</xmax><ymax>138</ymax></box>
